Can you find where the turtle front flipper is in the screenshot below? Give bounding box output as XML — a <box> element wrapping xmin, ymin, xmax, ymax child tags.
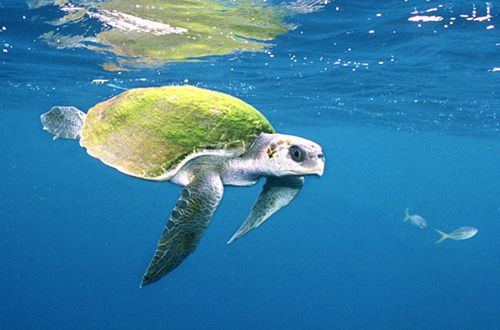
<box><xmin>227</xmin><ymin>176</ymin><xmax>304</xmax><ymax>244</ymax></box>
<box><xmin>141</xmin><ymin>173</ymin><xmax>223</xmax><ymax>287</ymax></box>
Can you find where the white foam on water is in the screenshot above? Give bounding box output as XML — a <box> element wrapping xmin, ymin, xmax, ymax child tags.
<box><xmin>61</xmin><ymin>3</ymin><xmax>83</xmax><ymax>13</ymax></box>
<box><xmin>410</xmin><ymin>2</ymin><xmax>492</xmax><ymax>26</ymax></box>
<box><xmin>286</xmin><ymin>0</ymin><xmax>331</xmax><ymax>14</ymax></box>
<box><xmin>91</xmin><ymin>79</ymin><xmax>109</xmax><ymax>84</ymax></box>
<box><xmin>408</xmin><ymin>15</ymin><xmax>444</xmax><ymax>22</ymax></box>
<box><xmin>87</xmin><ymin>10</ymin><xmax>188</xmax><ymax>36</ymax></box>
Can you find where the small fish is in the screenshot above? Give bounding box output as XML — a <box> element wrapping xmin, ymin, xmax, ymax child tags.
<box><xmin>403</xmin><ymin>208</ymin><xmax>428</xmax><ymax>229</ymax></box>
<box><xmin>435</xmin><ymin>227</ymin><xmax>478</xmax><ymax>244</ymax></box>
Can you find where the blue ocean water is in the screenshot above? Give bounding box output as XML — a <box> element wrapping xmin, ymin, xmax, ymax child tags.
<box><xmin>1</xmin><ymin>0</ymin><xmax>499</xmax><ymax>329</ymax></box>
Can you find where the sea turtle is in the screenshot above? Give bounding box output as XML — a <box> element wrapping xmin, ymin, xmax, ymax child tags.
<box><xmin>40</xmin><ymin>85</ymin><xmax>325</xmax><ymax>287</ymax></box>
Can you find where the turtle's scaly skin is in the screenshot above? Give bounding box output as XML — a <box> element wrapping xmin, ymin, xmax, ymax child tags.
<box><xmin>80</xmin><ymin>86</ymin><xmax>275</xmax><ymax>180</ymax></box>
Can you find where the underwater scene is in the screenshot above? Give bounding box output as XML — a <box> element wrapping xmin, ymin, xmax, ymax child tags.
<box><xmin>1</xmin><ymin>0</ymin><xmax>499</xmax><ymax>329</ymax></box>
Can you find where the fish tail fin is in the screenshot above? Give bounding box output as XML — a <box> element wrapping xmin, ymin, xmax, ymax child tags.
<box><xmin>403</xmin><ymin>208</ymin><xmax>410</xmax><ymax>221</ymax></box>
<box><xmin>435</xmin><ymin>229</ymin><xmax>448</xmax><ymax>244</ymax></box>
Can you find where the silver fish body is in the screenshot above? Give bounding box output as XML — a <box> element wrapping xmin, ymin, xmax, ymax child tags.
<box><xmin>435</xmin><ymin>226</ymin><xmax>478</xmax><ymax>244</ymax></box>
<box><xmin>403</xmin><ymin>208</ymin><xmax>428</xmax><ymax>229</ymax></box>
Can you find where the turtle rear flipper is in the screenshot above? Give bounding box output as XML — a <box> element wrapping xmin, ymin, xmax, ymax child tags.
<box><xmin>41</xmin><ymin>106</ymin><xmax>86</xmax><ymax>140</ymax></box>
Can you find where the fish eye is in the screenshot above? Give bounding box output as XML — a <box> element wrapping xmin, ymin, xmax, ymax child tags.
<box><xmin>289</xmin><ymin>145</ymin><xmax>305</xmax><ymax>162</ymax></box>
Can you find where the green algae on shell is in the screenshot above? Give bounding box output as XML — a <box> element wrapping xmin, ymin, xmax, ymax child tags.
<box><xmin>34</xmin><ymin>0</ymin><xmax>289</xmax><ymax>70</ymax></box>
<box><xmin>80</xmin><ymin>85</ymin><xmax>275</xmax><ymax>179</ymax></box>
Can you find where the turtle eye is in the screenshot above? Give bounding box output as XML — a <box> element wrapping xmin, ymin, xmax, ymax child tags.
<box><xmin>289</xmin><ymin>145</ymin><xmax>305</xmax><ymax>162</ymax></box>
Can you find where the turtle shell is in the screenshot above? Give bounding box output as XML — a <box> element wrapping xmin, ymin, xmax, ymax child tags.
<box><xmin>80</xmin><ymin>85</ymin><xmax>275</xmax><ymax>180</ymax></box>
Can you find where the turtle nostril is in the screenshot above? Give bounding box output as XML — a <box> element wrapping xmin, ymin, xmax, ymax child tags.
<box><xmin>317</xmin><ymin>153</ymin><xmax>324</xmax><ymax>159</ymax></box>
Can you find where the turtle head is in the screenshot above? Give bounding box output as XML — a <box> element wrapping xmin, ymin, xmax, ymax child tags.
<box><xmin>258</xmin><ymin>133</ymin><xmax>324</xmax><ymax>177</ymax></box>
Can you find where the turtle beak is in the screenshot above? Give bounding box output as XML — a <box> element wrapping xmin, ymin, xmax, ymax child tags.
<box><xmin>313</xmin><ymin>152</ymin><xmax>325</xmax><ymax>176</ymax></box>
